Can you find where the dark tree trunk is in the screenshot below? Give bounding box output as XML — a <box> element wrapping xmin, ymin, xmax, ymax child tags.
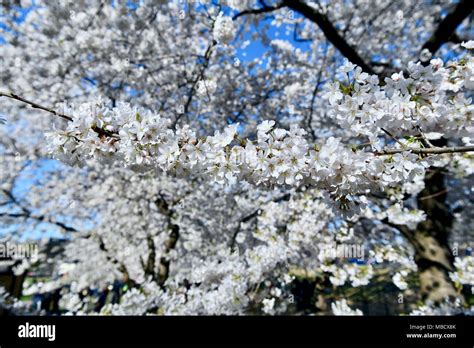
<box><xmin>412</xmin><ymin>140</ymin><xmax>463</xmax><ymax>305</ymax></box>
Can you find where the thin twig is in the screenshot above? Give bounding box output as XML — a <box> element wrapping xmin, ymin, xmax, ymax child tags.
<box><xmin>0</xmin><ymin>92</ymin><xmax>73</xmax><ymax>122</ymax></box>
<box><xmin>172</xmin><ymin>39</ymin><xmax>217</xmax><ymax>129</ymax></box>
<box><xmin>418</xmin><ymin>188</ymin><xmax>449</xmax><ymax>201</ymax></box>
<box><xmin>375</xmin><ymin>146</ymin><xmax>474</xmax><ymax>156</ymax></box>
<box><xmin>233</xmin><ymin>1</ymin><xmax>284</xmax><ymax>20</ymax></box>
<box><xmin>415</xmin><ymin>126</ymin><xmax>435</xmax><ymax>148</ymax></box>
<box><xmin>380</xmin><ymin>127</ymin><xmax>405</xmax><ymax>148</ymax></box>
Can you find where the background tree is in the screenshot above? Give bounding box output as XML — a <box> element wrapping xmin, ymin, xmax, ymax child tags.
<box><xmin>0</xmin><ymin>0</ymin><xmax>473</xmax><ymax>315</ymax></box>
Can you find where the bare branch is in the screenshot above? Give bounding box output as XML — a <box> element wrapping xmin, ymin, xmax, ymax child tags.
<box><xmin>421</xmin><ymin>0</ymin><xmax>474</xmax><ymax>57</ymax></box>
<box><xmin>233</xmin><ymin>1</ymin><xmax>284</xmax><ymax>20</ymax></box>
<box><xmin>0</xmin><ymin>92</ymin><xmax>73</xmax><ymax>122</ymax></box>
<box><xmin>375</xmin><ymin>145</ymin><xmax>474</xmax><ymax>156</ymax></box>
<box><xmin>380</xmin><ymin>127</ymin><xmax>406</xmax><ymax>148</ymax></box>
<box><xmin>230</xmin><ymin>192</ymin><xmax>291</xmax><ymax>251</ymax></box>
<box><xmin>171</xmin><ymin>39</ymin><xmax>217</xmax><ymax>129</ymax></box>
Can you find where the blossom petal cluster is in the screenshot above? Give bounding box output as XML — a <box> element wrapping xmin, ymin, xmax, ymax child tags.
<box><xmin>324</xmin><ymin>56</ymin><xmax>474</xmax><ymax>145</ymax></box>
<box><xmin>213</xmin><ymin>12</ymin><xmax>236</xmax><ymax>44</ymax></box>
<box><xmin>331</xmin><ymin>299</ymin><xmax>363</xmax><ymax>316</ymax></box>
<box><xmin>46</xmin><ymin>105</ymin><xmax>434</xmax><ymax>207</ymax></box>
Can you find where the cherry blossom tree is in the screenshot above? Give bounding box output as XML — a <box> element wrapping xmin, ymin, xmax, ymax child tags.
<box><xmin>0</xmin><ymin>0</ymin><xmax>473</xmax><ymax>315</ymax></box>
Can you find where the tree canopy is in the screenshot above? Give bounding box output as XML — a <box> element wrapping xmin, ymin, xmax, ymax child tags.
<box><xmin>0</xmin><ymin>0</ymin><xmax>473</xmax><ymax>316</ymax></box>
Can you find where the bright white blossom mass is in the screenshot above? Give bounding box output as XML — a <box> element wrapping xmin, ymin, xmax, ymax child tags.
<box><xmin>213</xmin><ymin>12</ymin><xmax>236</xmax><ymax>44</ymax></box>
<box><xmin>331</xmin><ymin>299</ymin><xmax>363</xmax><ymax>316</ymax></box>
<box><xmin>43</xmin><ymin>55</ymin><xmax>473</xmax><ymax>214</ymax></box>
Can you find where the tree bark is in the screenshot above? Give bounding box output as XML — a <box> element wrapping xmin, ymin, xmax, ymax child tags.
<box><xmin>413</xmin><ymin>140</ymin><xmax>462</xmax><ymax>305</ymax></box>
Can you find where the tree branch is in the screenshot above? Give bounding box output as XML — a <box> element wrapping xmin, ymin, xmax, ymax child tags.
<box><xmin>375</xmin><ymin>145</ymin><xmax>474</xmax><ymax>156</ymax></box>
<box><xmin>172</xmin><ymin>40</ymin><xmax>216</xmax><ymax>129</ymax></box>
<box><xmin>93</xmin><ymin>233</ymin><xmax>136</xmax><ymax>288</ymax></box>
<box><xmin>0</xmin><ymin>91</ymin><xmax>119</xmax><ymax>138</ymax></box>
<box><xmin>0</xmin><ymin>92</ymin><xmax>73</xmax><ymax>122</ymax></box>
<box><xmin>233</xmin><ymin>1</ymin><xmax>284</xmax><ymax>20</ymax></box>
<box><xmin>380</xmin><ymin>127</ymin><xmax>406</xmax><ymax>148</ymax></box>
<box><xmin>0</xmin><ymin>212</ymin><xmax>77</xmax><ymax>233</ymax></box>
<box><xmin>421</xmin><ymin>0</ymin><xmax>474</xmax><ymax>56</ymax></box>
<box><xmin>230</xmin><ymin>192</ymin><xmax>291</xmax><ymax>250</ymax></box>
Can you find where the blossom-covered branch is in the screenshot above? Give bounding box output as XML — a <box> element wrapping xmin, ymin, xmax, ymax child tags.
<box><xmin>38</xmin><ymin>51</ymin><xmax>471</xmax><ymax>200</ymax></box>
<box><xmin>3</xmin><ymin>52</ymin><xmax>473</xmax><ymax>206</ymax></box>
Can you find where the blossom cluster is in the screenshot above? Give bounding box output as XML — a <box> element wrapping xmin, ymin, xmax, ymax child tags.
<box><xmin>324</xmin><ymin>54</ymin><xmax>474</xmax><ymax>149</ymax></box>
<box><xmin>450</xmin><ymin>256</ymin><xmax>474</xmax><ymax>294</ymax></box>
<box><xmin>45</xmin><ymin>104</ymin><xmax>433</xmax><ymax>208</ymax></box>
<box><xmin>331</xmin><ymin>299</ymin><xmax>363</xmax><ymax>316</ymax></box>
<box><xmin>322</xmin><ymin>263</ymin><xmax>374</xmax><ymax>287</ymax></box>
<box><xmin>410</xmin><ymin>298</ymin><xmax>473</xmax><ymax>316</ymax></box>
<box><xmin>45</xmin><ymin>50</ymin><xmax>474</xmax><ymax>207</ymax></box>
<box><xmin>384</xmin><ymin>203</ymin><xmax>427</xmax><ymax>230</ymax></box>
<box><xmin>213</xmin><ymin>12</ymin><xmax>236</xmax><ymax>44</ymax></box>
